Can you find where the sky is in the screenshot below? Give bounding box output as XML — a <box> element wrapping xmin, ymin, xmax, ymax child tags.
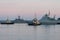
<box><xmin>0</xmin><ymin>0</ymin><xmax>60</xmax><ymax>20</ymax></box>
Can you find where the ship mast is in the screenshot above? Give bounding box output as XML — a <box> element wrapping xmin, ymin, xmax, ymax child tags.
<box><xmin>6</xmin><ymin>17</ymin><xmax>11</xmax><ymax>23</ymax></box>
<box><xmin>18</xmin><ymin>16</ymin><xmax>20</xmax><ymax>20</ymax></box>
<box><xmin>48</xmin><ymin>10</ymin><xmax>50</xmax><ymax>16</ymax></box>
<box><xmin>34</xmin><ymin>13</ymin><xmax>37</xmax><ymax>19</ymax></box>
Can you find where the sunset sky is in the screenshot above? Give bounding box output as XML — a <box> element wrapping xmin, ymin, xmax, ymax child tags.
<box><xmin>0</xmin><ymin>0</ymin><xmax>60</xmax><ymax>20</ymax></box>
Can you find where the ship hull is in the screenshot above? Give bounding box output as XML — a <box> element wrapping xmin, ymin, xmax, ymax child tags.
<box><xmin>40</xmin><ymin>22</ymin><xmax>57</xmax><ymax>25</ymax></box>
<box><xmin>28</xmin><ymin>23</ymin><xmax>40</xmax><ymax>26</ymax></box>
<box><xmin>1</xmin><ymin>23</ymin><xmax>14</xmax><ymax>24</ymax></box>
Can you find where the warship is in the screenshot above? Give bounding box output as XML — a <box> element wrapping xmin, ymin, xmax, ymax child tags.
<box><xmin>40</xmin><ymin>11</ymin><xmax>57</xmax><ymax>25</ymax></box>
<box><xmin>13</xmin><ymin>16</ymin><xmax>26</xmax><ymax>23</ymax></box>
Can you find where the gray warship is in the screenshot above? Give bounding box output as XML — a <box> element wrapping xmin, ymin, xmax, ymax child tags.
<box><xmin>40</xmin><ymin>11</ymin><xmax>60</xmax><ymax>25</ymax></box>
<box><xmin>13</xmin><ymin>16</ymin><xmax>26</xmax><ymax>23</ymax></box>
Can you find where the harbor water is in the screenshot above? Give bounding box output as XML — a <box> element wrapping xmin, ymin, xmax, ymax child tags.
<box><xmin>0</xmin><ymin>24</ymin><xmax>60</xmax><ymax>40</ymax></box>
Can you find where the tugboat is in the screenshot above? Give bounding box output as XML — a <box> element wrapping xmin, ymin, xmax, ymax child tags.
<box><xmin>1</xmin><ymin>18</ymin><xmax>14</xmax><ymax>24</ymax></box>
<box><xmin>28</xmin><ymin>13</ymin><xmax>40</xmax><ymax>26</ymax></box>
<box><xmin>28</xmin><ymin>18</ymin><xmax>40</xmax><ymax>26</ymax></box>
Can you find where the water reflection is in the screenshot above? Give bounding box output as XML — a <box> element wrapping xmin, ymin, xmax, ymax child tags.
<box><xmin>39</xmin><ymin>25</ymin><xmax>56</xmax><ymax>40</ymax></box>
<box><xmin>33</xmin><ymin>25</ymin><xmax>52</xmax><ymax>40</ymax></box>
<box><xmin>33</xmin><ymin>26</ymin><xmax>37</xmax><ymax>40</ymax></box>
<box><xmin>0</xmin><ymin>24</ymin><xmax>60</xmax><ymax>40</ymax></box>
<box><xmin>43</xmin><ymin>25</ymin><xmax>51</xmax><ymax>40</ymax></box>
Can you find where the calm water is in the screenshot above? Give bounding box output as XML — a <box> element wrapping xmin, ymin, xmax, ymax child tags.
<box><xmin>0</xmin><ymin>24</ymin><xmax>60</xmax><ymax>40</ymax></box>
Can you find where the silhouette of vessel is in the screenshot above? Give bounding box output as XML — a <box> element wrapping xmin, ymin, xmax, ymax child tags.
<box><xmin>1</xmin><ymin>18</ymin><xmax>14</xmax><ymax>24</ymax></box>
<box><xmin>40</xmin><ymin>11</ymin><xmax>57</xmax><ymax>25</ymax></box>
<box><xmin>13</xmin><ymin>16</ymin><xmax>26</xmax><ymax>23</ymax></box>
<box><xmin>28</xmin><ymin>13</ymin><xmax>40</xmax><ymax>26</ymax></box>
<box><xmin>28</xmin><ymin>18</ymin><xmax>40</xmax><ymax>26</ymax></box>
